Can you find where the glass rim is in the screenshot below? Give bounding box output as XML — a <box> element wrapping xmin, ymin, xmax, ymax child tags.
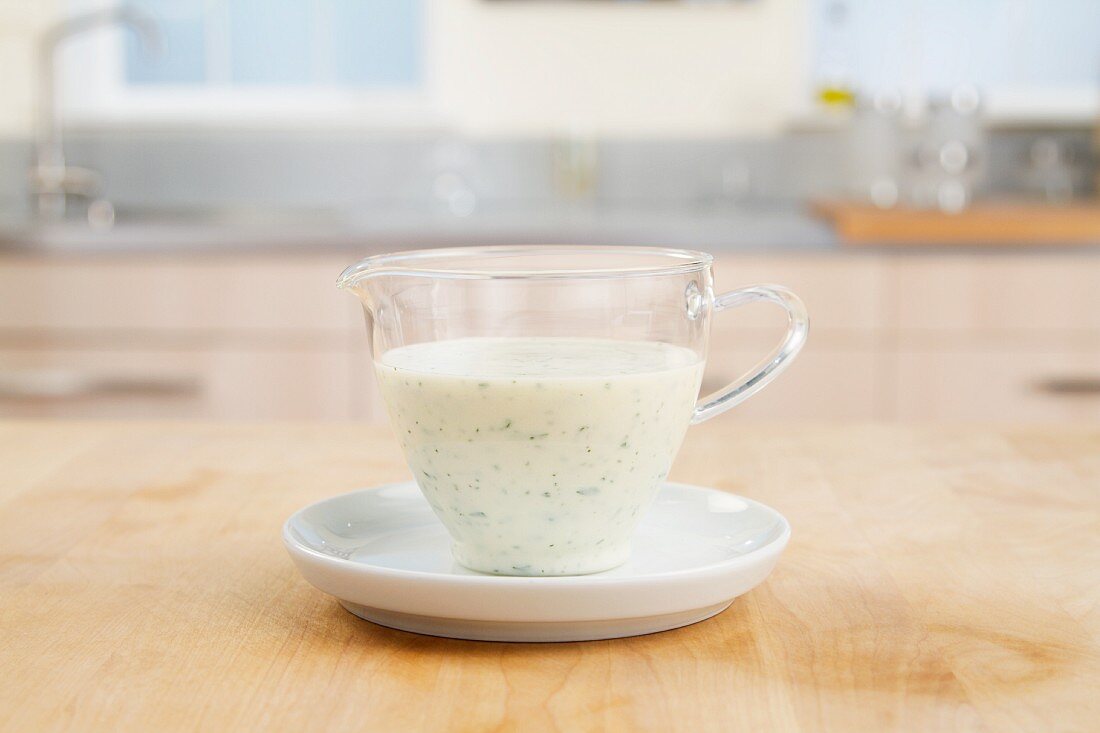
<box><xmin>338</xmin><ymin>245</ymin><xmax>714</xmax><ymax>286</ymax></box>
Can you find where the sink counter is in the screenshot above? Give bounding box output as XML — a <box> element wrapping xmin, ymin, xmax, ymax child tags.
<box><xmin>5</xmin><ymin>203</ymin><xmax>1100</xmax><ymax>257</ymax></box>
<box><xmin>0</xmin><ymin>204</ymin><xmax>838</xmax><ymax>255</ymax></box>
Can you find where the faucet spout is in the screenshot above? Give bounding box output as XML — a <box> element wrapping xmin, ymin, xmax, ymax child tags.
<box><xmin>33</xmin><ymin>5</ymin><xmax>163</xmax><ymax>220</ymax></box>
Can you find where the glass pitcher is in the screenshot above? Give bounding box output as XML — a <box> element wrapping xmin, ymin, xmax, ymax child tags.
<box><xmin>339</xmin><ymin>245</ymin><xmax>808</xmax><ymax>576</ymax></box>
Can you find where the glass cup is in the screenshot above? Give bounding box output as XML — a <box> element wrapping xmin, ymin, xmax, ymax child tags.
<box><xmin>339</xmin><ymin>246</ymin><xmax>807</xmax><ymax>576</ymax></box>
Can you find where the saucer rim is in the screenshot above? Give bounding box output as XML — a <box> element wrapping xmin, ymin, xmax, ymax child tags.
<box><xmin>282</xmin><ymin>480</ymin><xmax>791</xmax><ymax>586</ymax></box>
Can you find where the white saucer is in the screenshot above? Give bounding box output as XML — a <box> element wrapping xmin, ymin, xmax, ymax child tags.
<box><xmin>283</xmin><ymin>481</ymin><xmax>790</xmax><ymax>642</ymax></box>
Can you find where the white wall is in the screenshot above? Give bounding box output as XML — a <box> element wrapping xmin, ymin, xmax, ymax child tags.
<box><xmin>434</xmin><ymin>0</ymin><xmax>807</xmax><ymax>136</ymax></box>
<box><xmin>0</xmin><ymin>0</ymin><xmax>808</xmax><ymax>139</ymax></box>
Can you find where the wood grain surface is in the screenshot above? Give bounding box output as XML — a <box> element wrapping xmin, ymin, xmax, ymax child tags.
<box><xmin>813</xmin><ymin>200</ymin><xmax>1100</xmax><ymax>245</ymax></box>
<box><xmin>1</xmin><ymin>421</ymin><xmax>1098</xmax><ymax>732</ymax></box>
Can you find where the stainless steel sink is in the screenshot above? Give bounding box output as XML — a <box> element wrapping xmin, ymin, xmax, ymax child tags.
<box><xmin>0</xmin><ymin>203</ymin><xmax>838</xmax><ymax>255</ymax></box>
<box><xmin>0</xmin><ymin>206</ymin><xmax>360</xmax><ymax>253</ymax></box>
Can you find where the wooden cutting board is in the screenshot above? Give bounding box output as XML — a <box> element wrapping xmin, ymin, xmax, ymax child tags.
<box><xmin>814</xmin><ymin>199</ymin><xmax>1100</xmax><ymax>245</ymax></box>
<box><xmin>1</xmin><ymin>421</ymin><xmax>1098</xmax><ymax>731</ymax></box>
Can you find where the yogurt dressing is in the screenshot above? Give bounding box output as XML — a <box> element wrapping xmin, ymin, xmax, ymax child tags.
<box><xmin>375</xmin><ymin>337</ymin><xmax>704</xmax><ymax>576</ymax></box>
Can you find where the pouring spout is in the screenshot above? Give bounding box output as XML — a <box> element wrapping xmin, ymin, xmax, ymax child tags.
<box><xmin>337</xmin><ymin>259</ymin><xmax>381</xmax><ymax>353</ymax></box>
<box><xmin>336</xmin><ymin>259</ymin><xmax>380</xmax><ymax>296</ymax></box>
<box><xmin>338</xmin><ymin>250</ymin><xmax>417</xmax><ymax>300</ymax></box>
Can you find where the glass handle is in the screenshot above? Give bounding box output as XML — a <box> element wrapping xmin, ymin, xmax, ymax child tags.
<box><xmin>692</xmin><ymin>285</ymin><xmax>809</xmax><ymax>424</ymax></box>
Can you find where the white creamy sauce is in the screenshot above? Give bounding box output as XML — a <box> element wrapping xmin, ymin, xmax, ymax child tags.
<box><xmin>375</xmin><ymin>337</ymin><xmax>703</xmax><ymax>576</ymax></box>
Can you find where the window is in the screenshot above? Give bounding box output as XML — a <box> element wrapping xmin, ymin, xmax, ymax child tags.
<box><xmin>809</xmin><ymin>0</ymin><xmax>1100</xmax><ymax>120</ymax></box>
<box><xmin>61</xmin><ymin>0</ymin><xmax>433</xmax><ymax>125</ymax></box>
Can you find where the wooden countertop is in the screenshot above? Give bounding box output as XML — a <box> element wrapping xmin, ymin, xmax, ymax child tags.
<box><xmin>2</xmin><ymin>421</ymin><xmax>1098</xmax><ymax>731</ymax></box>
<box><xmin>813</xmin><ymin>199</ymin><xmax>1100</xmax><ymax>246</ymax></box>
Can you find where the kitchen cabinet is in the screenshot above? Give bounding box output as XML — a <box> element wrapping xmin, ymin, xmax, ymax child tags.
<box><xmin>0</xmin><ymin>345</ymin><xmax>359</xmax><ymax>420</ymax></box>
<box><xmin>888</xmin><ymin>254</ymin><xmax>1100</xmax><ymax>333</ymax></box>
<box><xmin>711</xmin><ymin>252</ymin><xmax>1100</xmax><ymax>422</ymax></box>
<box><xmin>1</xmin><ymin>249</ymin><xmax>1099</xmax><ymax>422</ymax></box>
<box><xmin>703</xmin><ymin>335</ymin><xmax>886</xmax><ymax>420</ymax></box>
<box><xmin>0</xmin><ymin>255</ymin><xmax>360</xmax><ymax>332</ymax></box>
<box><xmin>712</xmin><ymin>254</ymin><xmax>890</xmax><ymax>331</ymax></box>
<box><xmin>884</xmin><ymin>253</ymin><xmax>1100</xmax><ymax>423</ymax></box>
<box><xmin>706</xmin><ymin>254</ymin><xmax>890</xmax><ymax>420</ymax></box>
<box><xmin>0</xmin><ymin>253</ymin><xmax>367</xmax><ymax>420</ymax></box>
<box><xmin>892</xmin><ymin>345</ymin><xmax>1100</xmax><ymax>422</ymax></box>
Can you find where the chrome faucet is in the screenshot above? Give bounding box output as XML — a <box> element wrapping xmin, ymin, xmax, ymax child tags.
<box><xmin>30</xmin><ymin>5</ymin><xmax>161</xmax><ymax>223</ymax></box>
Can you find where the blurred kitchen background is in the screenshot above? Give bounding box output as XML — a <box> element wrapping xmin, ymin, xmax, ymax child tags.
<box><xmin>1</xmin><ymin>0</ymin><xmax>1099</xmax><ymax>422</ymax></box>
